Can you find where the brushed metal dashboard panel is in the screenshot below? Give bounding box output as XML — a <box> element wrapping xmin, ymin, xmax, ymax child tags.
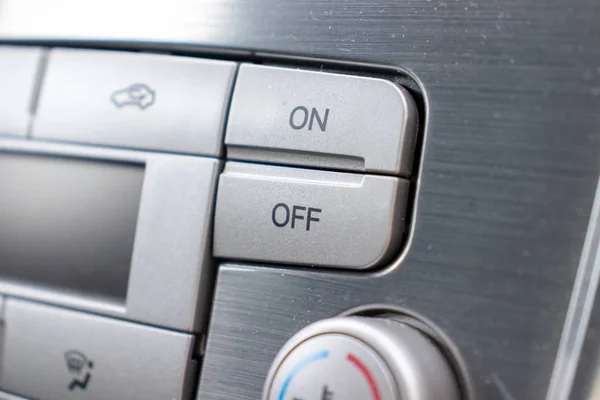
<box><xmin>1</xmin><ymin>1</ymin><xmax>599</xmax><ymax>399</ymax></box>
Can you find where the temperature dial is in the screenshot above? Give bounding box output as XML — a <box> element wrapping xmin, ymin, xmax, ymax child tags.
<box><xmin>263</xmin><ymin>316</ymin><xmax>461</xmax><ymax>400</ymax></box>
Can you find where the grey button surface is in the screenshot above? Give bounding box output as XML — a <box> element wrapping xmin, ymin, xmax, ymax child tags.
<box><xmin>213</xmin><ymin>162</ymin><xmax>409</xmax><ymax>269</ymax></box>
<box><xmin>0</xmin><ymin>46</ymin><xmax>41</xmax><ymax>137</ymax></box>
<box><xmin>33</xmin><ymin>49</ymin><xmax>236</xmax><ymax>156</ymax></box>
<box><xmin>225</xmin><ymin>64</ymin><xmax>418</xmax><ymax>176</ymax></box>
<box><xmin>1</xmin><ymin>299</ymin><xmax>196</xmax><ymax>400</ymax></box>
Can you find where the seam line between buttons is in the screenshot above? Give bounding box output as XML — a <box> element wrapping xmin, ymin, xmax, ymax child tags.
<box><xmin>26</xmin><ymin>47</ymin><xmax>49</xmax><ymax>139</ymax></box>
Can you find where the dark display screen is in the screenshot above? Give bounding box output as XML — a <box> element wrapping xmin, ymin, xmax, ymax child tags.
<box><xmin>0</xmin><ymin>153</ymin><xmax>144</xmax><ymax>301</ymax></box>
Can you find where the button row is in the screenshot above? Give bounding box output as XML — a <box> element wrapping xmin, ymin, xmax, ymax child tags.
<box><xmin>1</xmin><ymin>46</ymin><xmax>418</xmax><ymax>272</ymax></box>
<box><xmin>0</xmin><ymin>298</ymin><xmax>195</xmax><ymax>400</ymax></box>
<box><xmin>0</xmin><ymin>46</ymin><xmax>417</xmax><ymax>176</ymax></box>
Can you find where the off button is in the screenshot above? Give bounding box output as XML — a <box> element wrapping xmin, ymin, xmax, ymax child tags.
<box><xmin>213</xmin><ymin>162</ymin><xmax>409</xmax><ymax>270</ymax></box>
<box><xmin>225</xmin><ymin>64</ymin><xmax>418</xmax><ymax>176</ymax></box>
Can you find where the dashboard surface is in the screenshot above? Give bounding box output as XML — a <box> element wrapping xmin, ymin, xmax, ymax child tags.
<box><xmin>1</xmin><ymin>1</ymin><xmax>599</xmax><ymax>399</ymax></box>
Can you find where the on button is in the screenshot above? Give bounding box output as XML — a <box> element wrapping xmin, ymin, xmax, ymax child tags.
<box><xmin>225</xmin><ymin>64</ymin><xmax>418</xmax><ymax>176</ymax></box>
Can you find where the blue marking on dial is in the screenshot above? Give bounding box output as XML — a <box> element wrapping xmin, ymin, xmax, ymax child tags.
<box><xmin>278</xmin><ymin>350</ymin><xmax>329</xmax><ymax>400</ymax></box>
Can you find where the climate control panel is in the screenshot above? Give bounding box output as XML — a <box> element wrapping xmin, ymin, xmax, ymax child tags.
<box><xmin>0</xmin><ymin>44</ymin><xmax>429</xmax><ymax>400</ymax></box>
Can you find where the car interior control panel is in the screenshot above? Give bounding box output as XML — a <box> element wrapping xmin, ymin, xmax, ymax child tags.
<box><xmin>0</xmin><ymin>45</ymin><xmax>431</xmax><ymax>400</ymax></box>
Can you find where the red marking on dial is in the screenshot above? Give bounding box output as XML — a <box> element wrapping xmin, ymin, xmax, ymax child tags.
<box><xmin>346</xmin><ymin>353</ymin><xmax>382</xmax><ymax>400</ymax></box>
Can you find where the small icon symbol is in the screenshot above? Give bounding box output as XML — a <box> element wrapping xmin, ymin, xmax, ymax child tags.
<box><xmin>64</xmin><ymin>350</ymin><xmax>93</xmax><ymax>391</ymax></box>
<box><xmin>111</xmin><ymin>83</ymin><xmax>156</xmax><ymax>110</ymax></box>
<box><xmin>321</xmin><ymin>385</ymin><xmax>334</xmax><ymax>400</ymax></box>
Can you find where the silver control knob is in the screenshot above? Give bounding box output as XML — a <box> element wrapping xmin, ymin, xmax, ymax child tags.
<box><xmin>263</xmin><ymin>316</ymin><xmax>461</xmax><ymax>400</ymax></box>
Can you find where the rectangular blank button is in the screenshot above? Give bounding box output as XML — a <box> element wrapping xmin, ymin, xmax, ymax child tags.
<box><xmin>33</xmin><ymin>49</ymin><xmax>236</xmax><ymax>156</ymax></box>
<box><xmin>0</xmin><ymin>46</ymin><xmax>41</xmax><ymax>137</ymax></box>
<box><xmin>225</xmin><ymin>64</ymin><xmax>418</xmax><ymax>176</ymax></box>
<box><xmin>213</xmin><ymin>162</ymin><xmax>409</xmax><ymax>269</ymax></box>
<box><xmin>1</xmin><ymin>299</ymin><xmax>196</xmax><ymax>400</ymax></box>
